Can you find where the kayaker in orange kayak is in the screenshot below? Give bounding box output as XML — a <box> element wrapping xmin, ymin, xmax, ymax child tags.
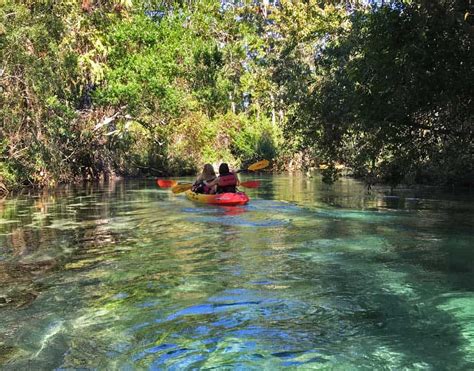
<box><xmin>206</xmin><ymin>163</ymin><xmax>240</xmax><ymax>194</ymax></box>
<box><xmin>192</xmin><ymin>163</ymin><xmax>216</xmax><ymax>194</ymax></box>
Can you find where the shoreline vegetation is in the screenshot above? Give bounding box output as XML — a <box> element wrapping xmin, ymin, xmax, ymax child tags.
<box><xmin>1</xmin><ymin>1</ymin><xmax>473</xmax><ymax>195</ymax></box>
<box><xmin>2</xmin><ymin>171</ymin><xmax>472</xmax><ymax>201</ymax></box>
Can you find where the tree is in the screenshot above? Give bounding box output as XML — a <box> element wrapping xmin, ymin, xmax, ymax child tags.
<box><xmin>276</xmin><ymin>0</ymin><xmax>474</xmax><ymax>186</ymax></box>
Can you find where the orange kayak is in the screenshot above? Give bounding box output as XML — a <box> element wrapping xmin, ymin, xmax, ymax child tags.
<box><xmin>185</xmin><ymin>191</ymin><xmax>249</xmax><ymax>206</ymax></box>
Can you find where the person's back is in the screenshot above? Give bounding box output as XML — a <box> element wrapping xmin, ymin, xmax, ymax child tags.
<box><xmin>215</xmin><ymin>163</ymin><xmax>238</xmax><ymax>193</ymax></box>
<box><xmin>193</xmin><ymin>164</ymin><xmax>216</xmax><ymax>194</ymax></box>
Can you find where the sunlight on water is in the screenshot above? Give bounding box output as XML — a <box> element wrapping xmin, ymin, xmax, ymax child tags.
<box><xmin>0</xmin><ymin>175</ymin><xmax>473</xmax><ymax>369</ymax></box>
<box><xmin>437</xmin><ymin>295</ymin><xmax>474</xmax><ymax>362</ymax></box>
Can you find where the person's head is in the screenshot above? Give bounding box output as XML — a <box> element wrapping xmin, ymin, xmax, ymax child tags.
<box><xmin>202</xmin><ymin>163</ymin><xmax>216</xmax><ymax>180</ymax></box>
<box><xmin>219</xmin><ymin>163</ymin><xmax>230</xmax><ymax>175</ymax></box>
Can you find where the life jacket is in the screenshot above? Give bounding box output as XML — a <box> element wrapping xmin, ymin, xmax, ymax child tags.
<box><xmin>216</xmin><ymin>173</ymin><xmax>237</xmax><ymax>193</ymax></box>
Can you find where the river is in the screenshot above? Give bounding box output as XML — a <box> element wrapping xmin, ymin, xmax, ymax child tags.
<box><xmin>1</xmin><ymin>174</ymin><xmax>473</xmax><ymax>369</ymax></box>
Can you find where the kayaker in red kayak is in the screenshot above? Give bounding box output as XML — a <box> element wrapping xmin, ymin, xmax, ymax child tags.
<box><xmin>207</xmin><ymin>163</ymin><xmax>240</xmax><ymax>194</ymax></box>
<box><xmin>192</xmin><ymin>163</ymin><xmax>216</xmax><ymax>194</ymax></box>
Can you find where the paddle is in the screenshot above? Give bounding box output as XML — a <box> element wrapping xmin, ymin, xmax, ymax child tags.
<box><xmin>239</xmin><ymin>180</ymin><xmax>260</xmax><ymax>188</ymax></box>
<box><xmin>171</xmin><ymin>160</ymin><xmax>269</xmax><ymax>194</ymax></box>
<box><xmin>156</xmin><ymin>179</ymin><xmax>177</xmax><ymax>188</ymax></box>
<box><xmin>171</xmin><ymin>183</ymin><xmax>193</xmax><ymax>194</ymax></box>
<box><xmin>241</xmin><ymin>159</ymin><xmax>269</xmax><ymax>172</ymax></box>
<box><xmin>171</xmin><ymin>180</ymin><xmax>261</xmax><ymax>194</ymax></box>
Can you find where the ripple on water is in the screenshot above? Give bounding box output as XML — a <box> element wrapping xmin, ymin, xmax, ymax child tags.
<box><xmin>186</xmin><ymin>215</ymin><xmax>289</xmax><ymax>228</ymax></box>
<box><xmin>437</xmin><ymin>294</ymin><xmax>474</xmax><ymax>362</ymax></box>
<box><xmin>1</xmin><ymin>177</ymin><xmax>474</xmax><ymax>369</ymax></box>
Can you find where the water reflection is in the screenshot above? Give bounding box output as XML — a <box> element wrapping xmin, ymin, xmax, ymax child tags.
<box><xmin>0</xmin><ymin>175</ymin><xmax>473</xmax><ymax>368</ymax></box>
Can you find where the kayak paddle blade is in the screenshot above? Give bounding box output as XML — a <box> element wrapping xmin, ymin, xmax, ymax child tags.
<box><xmin>172</xmin><ymin>183</ymin><xmax>193</xmax><ymax>194</ymax></box>
<box><xmin>247</xmin><ymin>160</ymin><xmax>269</xmax><ymax>171</ymax></box>
<box><xmin>157</xmin><ymin>179</ymin><xmax>177</xmax><ymax>188</ymax></box>
<box><xmin>240</xmin><ymin>180</ymin><xmax>260</xmax><ymax>188</ymax></box>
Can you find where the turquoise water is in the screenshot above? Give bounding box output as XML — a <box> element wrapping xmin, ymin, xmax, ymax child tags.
<box><xmin>1</xmin><ymin>174</ymin><xmax>473</xmax><ymax>369</ymax></box>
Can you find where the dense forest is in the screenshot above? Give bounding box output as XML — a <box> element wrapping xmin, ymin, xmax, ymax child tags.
<box><xmin>1</xmin><ymin>0</ymin><xmax>473</xmax><ymax>193</ymax></box>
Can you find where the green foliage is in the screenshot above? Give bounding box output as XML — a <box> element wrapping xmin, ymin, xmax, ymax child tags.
<box><xmin>277</xmin><ymin>1</ymin><xmax>474</xmax><ymax>186</ymax></box>
<box><xmin>230</xmin><ymin>116</ymin><xmax>279</xmax><ymax>163</ymax></box>
<box><xmin>98</xmin><ymin>14</ymin><xmax>191</xmax><ymax>114</ymax></box>
<box><xmin>2</xmin><ymin>0</ymin><xmax>471</xmax><ymax>189</ymax></box>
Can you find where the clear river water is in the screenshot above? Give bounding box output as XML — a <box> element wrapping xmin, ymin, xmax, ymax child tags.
<box><xmin>0</xmin><ymin>174</ymin><xmax>473</xmax><ymax>369</ymax></box>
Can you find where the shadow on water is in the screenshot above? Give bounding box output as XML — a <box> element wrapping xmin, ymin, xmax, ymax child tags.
<box><xmin>283</xmin><ymin>175</ymin><xmax>474</xmax><ymax>367</ymax></box>
<box><xmin>282</xmin><ymin>242</ymin><xmax>472</xmax><ymax>368</ymax></box>
<box><xmin>0</xmin><ymin>175</ymin><xmax>473</xmax><ymax>368</ymax></box>
<box><xmin>242</xmin><ymin>174</ymin><xmax>474</xmax><ymax>368</ymax></box>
